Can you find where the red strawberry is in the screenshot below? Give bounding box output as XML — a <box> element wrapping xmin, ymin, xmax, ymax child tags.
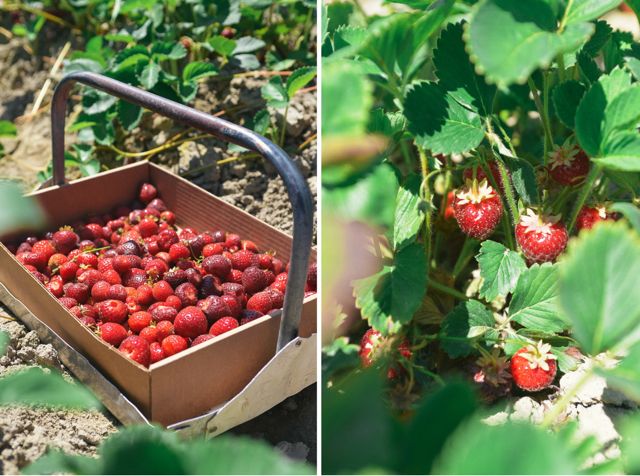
<box><xmin>156</xmin><ymin>320</ymin><xmax>174</xmax><ymax>341</ymax></box>
<box><xmin>225</xmin><ymin>233</ymin><xmax>241</xmax><ymax>250</ymax></box>
<box><xmin>136</xmin><ymin>283</ymin><xmax>154</xmax><ymax>306</ymax></box>
<box><xmin>113</xmin><ymin>255</ymin><xmax>142</xmax><ymax>274</ymax></box>
<box><xmin>97</xmin><ymin>299</ymin><xmax>128</xmax><ymax>323</ymax></box>
<box><xmin>271</xmin><ymin>272</ymin><xmax>288</xmax><ymax>294</ymax></box>
<box><xmin>266</xmin><ymin>288</ymin><xmax>284</xmax><ymax>310</ymax></box>
<box><xmin>149</xmin><ymin>342</ymin><xmax>165</xmax><ymax>363</ymax></box>
<box><xmin>128</xmin><ymin>311</ymin><xmax>153</xmax><ymax>333</ymax></box>
<box><xmin>58</xmin><ymin>297</ymin><xmax>78</xmax><ymax>309</ymax></box>
<box><xmin>140</xmin><ymin>326</ymin><xmax>159</xmax><ymax>344</ymax></box>
<box><xmin>165</xmin><ymin>295</ymin><xmax>182</xmax><ymax>311</ymax></box>
<box><xmin>221</xmin><ymin>294</ymin><xmax>242</xmax><ymax>318</ymax></box>
<box><xmin>145</xmin><ymin>258</ymin><xmax>168</xmax><ymax>279</ymax></box>
<box><xmin>138</xmin><ymin>218</ymin><xmax>158</xmax><ymax>238</ymax></box>
<box><xmin>108</xmin><ymin>284</ymin><xmax>128</xmax><ymax>302</ymax></box>
<box><xmin>122</xmin><ymin>269</ymin><xmax>147</xmax><ymax>288</ymax></box>
<box><xmin>202</xmin><ymin>255</ymin><xmax>231</xmax><ymax>278</ymax></box>
<box><xmin>241</xmin><ymin>240</ymin><xmax>259</xmax><ymax>252</ymax></box>
<box><xmin>52</xmin><ymin>227</ymin><xmax>79</xmax><ymax>255</ymax></box>
<box><xmin>246</xmin><ymin>291</ymin><xmax>274</xmax><ymax>314</ymax></box>
<box><xmin>515</xmin><ymin>209</ymin><xmax>568</xmax><ymax>263</ymax></box>
<box><xmin>158</xmin><ymin>229</ymin><xmax>179</xmax><ymax>251</ymax></box>
<box><xmin>91</xmin><ymin>281</ymin><xmax>111</xmax><ymax>302</ymax></box>
<box><xmin>161</xmin><ymin>334</ymin><xmax>188</xmax><ymax>357</ymax></box>
<box><xmin>242</xmin><ymin>266</ymin><xmax>267</xmax><ymax>294</ymax></box>
<box><xmin>76</xmin><ymin>252</ymin><xmax>98</xmax><ymax>269</ymax></box>
<box><xmin>152</xmin><ymin>280</ymin><xmax>173</xmax><ymax>302</ymax></box>
<box><xmin>80</xmin><ymin>223</ymin><xmax>104</xmax><ymax>241</ymax></box>
<box><xmin>209</xmin><ymin>316</ymin><xmax>239</xmax><ymax>336</ymax></box>
<box><xmin>174</xmin><ymin>306</ymin><xmax>208</xmax><ymax>339</ymax></box>
<box><xmin>64</xmin><ymin>282</ymin><xmax>89</xmax><ymax>304</ymax></box>
<box><xmin>139</xmin><ymin>183</ymin><xmax>157</xmax><ymax>204</ymax></box>
<box><xmin>453</xmin><ymin>179</ymin><xmax>503</xmax><ymax>240</ymax></box>
<box><xmin>359</xmin><ymin>329</ymin><xmax>412</xmax><ymax>379</ymax></box>
<box><xmin>119</xmin><ymin>335</ymin><xmax>151</xmax><ymax>367</ymax></box>
<box><xmin>548</xmin><ymin>144</ymin><xmax>590</xmax><ymax>186</ymax></box>
<box><xmin>77</xmin><ymin>269</ymin><xmax>103</xmax><ymax>288</ymax></box>
<box><xmin>102</xmin><ymin>269</ymin><xmax>122</xmax><ymax>285</ymax></box>
<box><xmin>444</xmin><ymin>191</ymin><xmax>456</xmax><ymax>220</ymax></box>
<box><xmin>151</xmin><ymin>305</ymin><xmax>178</xmax><ymax>323</ymax></box>
<box><xmin>59</xmin><ymin>261</ymin><xmax>79</xmax><ymax>282</ymax></box>
<box><xmin>21</xmin><ymin>251</ymin><xmax>48</xmax><ymax>271</ymax></box>
<box><xmin>510</xmin><ymin>341</ymin><xmax>557</xmax><ymax>391</ymax></box>
<box><xmin>169</xmin><ymin>243</ymin><xmax>191</xmax><ymax>263</ymax></box>
<box><xmin>198</xmin><ymin>296</ymin><xmax>231</xmax><ymax>323</ymax></box>
<box><xmin>160</xmin><ymin>211</ymin><xmax>176</xmax><ymax>225</ymax></box>
<box><xmin>203</xmin><ymin>243</ymin><xmax>224</xmax><ymax>257</ymax></box>
<box><xmin>307</xmin><ymin>262</ymin><xmax>317</xmax><ymax>291</ymax></box>
<box><xmin>240</xmin><ymin>309</ymin><xmax>263</xmax><ymax>325</ymax></box>
<box><xmin>99</xmin><ymin>322</ymin><xmax>128</xmax><ymax>347</ymax></box>
<box><xmin>576</xmin><ymin>205</ymin><xmax>612</xmax><ymax>232</ymax></box>
<box><xmin>175</xmin><ymin>282</ymin><xmax>198</xmax><ymax>307</ymax></box>
<box><xmin>228</xmin><ymin>269</ymin><xmax>243</xmax><ymax>284</ymax></box>
<box><xmin>48</xmin><ymin>253</ymin><xmax>68</xmax><ymax>270</ymax></box>
<box><xmin>46</xmin><ymin>275</ymin><xmax>65</xmax><ymax>298</ymax></box>
<box><xmin>192</xmin><ymin>334</ymin><xmax>216</xmax><ymax>346</ymax></box>
<box><xmin>230</xmin><ymin>250</ymin><xmax>256</xmax><ymax>270</ymax></box>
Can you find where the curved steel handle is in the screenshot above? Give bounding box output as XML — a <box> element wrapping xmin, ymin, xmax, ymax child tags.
<box><xmin>51</xmin><ymin>72</ymin><xmax>313</xmax><ymax>349</ymax></box>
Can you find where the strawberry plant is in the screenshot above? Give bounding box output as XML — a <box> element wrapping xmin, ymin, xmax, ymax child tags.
<box><xmin>322</xmin><ymin>0</ymin><xmax>640</xmax><ymax>473</ymax></box>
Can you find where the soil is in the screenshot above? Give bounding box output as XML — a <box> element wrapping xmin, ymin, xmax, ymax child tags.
<box><xmin>0</xmin><ymin>29</ymin><xmax>317</xmax><ymax>472</ymax></box>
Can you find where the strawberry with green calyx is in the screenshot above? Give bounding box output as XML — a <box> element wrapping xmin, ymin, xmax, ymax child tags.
<box><xmin>510</xmin><ymin>341</ymin><xmax>557</xmax><ymax>392</ymax></box>
<box><xmin>453</xmin><ymin>179</ymin><xmax>503</xmax><ymax>240</ymax></box>
<box><xmin>547</xmin><ymin>142</ymin><xmax>590</xmax><ymax>186</ymax></box>
<box><xmin>515</xmin><ymin>209</ymin><xmax>568</xmax><ymax>263</ymax></box>
<box><xmin>359</xmin><ymin>329</ymin><xmax>412</xmax><ymax>379</ymax></box>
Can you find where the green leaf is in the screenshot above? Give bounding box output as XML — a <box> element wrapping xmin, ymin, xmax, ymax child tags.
<box><xmin>286</xmin><ymin>67</ymin><xmax>316</xmax><ymax>97</ymax></box>
<box><xmin>400</xmin><ymin>382</ymin><xmax>478</xmax><ymax>474</ymax></box>
<box><xmin>116</xmin><ymin>100</ymin><xmax>142</xmax><ymax>131</ymax></box>
<box><xmin>505</xmin><ymin>156</ymin><xmax>539</xmax><ymax>205</ymax></box>
<box><xmin>261</xmin><ymin>75</ymin><xmax>289</xmax><ymax>109</ymax></box>
<box><xmin>139</xmin><ymin>61</ymin><xmax>160</xmax><ymax>89</ymax></box>
<box><xmin>78</xmin><ymin>159</ymin><xmax>100</xmax><ymax>177</ymax></box>
<box><xmin>393</xmin><ymin>174</ymin><xmax>424</xmax><ymax>251</ymax></box>
<box><xmin>82</xmin><ymin>90</ymin><xmax>116</xmax><ymax>115</ymax></box>
<box><xmin>150</xmin><ymin>41</ymin><xmax>187</xmax><ymax>60</ymax></box>
<box><xmin>582</xmin><ymin>20</ymin><xmax>613</xmax><ymax>57</ymax></box>
<box><xmin>405</xmin><ymin>82</ymin><xmax>485</xmax><ymax>154</ymax></box>
<box><xmin>0</xmin><ymin>182</ymin><xmax>45</xmax><ymax>234</ymax></box>
<box><xmin>596</xmin><ymin>343</ymin><xmax>640</xmax><ymax>403</ymax></box>
<box><xmin>509</xmin><ymin>263</ymin><xmax>566</xmax><ymax>334</ymax></box>
<box><xmin>626</xmin><ymin>56</ymin><xmax>640</xmax><ymax>81</ymax></box>
<box><xmin>563</xmin><ymin>0</ymin><xmax>623</xmax><ymax>25</ymax></box>
<box><xmin>353</xmin><ymin>243</ymin><xmax>427</xmax><ymax>333</ymax></box>
<box><xmin>434</xmin><ymin>420</ymin><xmax>578</xmax><ymax>474</ymax></box>
<box><xmin>467</xmin><ymin>0</ymin><xmax>594</xmax><ymax>87</ymax></box>
<box><xmin>610</xmin><ymin>202</ymin><xmax>640</xmax><ymax>233</ymax></box>
<box><xmin>208</xmin><ymin>36</ymin><xmax>237</xmax><ymax>57</ymax></box>
<box><xmin>576</xmin><ymin>67</ymin><xmax>633</xmax><ymax>157</ymax></box>
<box><xmin>602</xmin><ymin>84</ymin><xmax>640</xmax><ymax>141</ymax></box>
<box><xmin>597</xmin><ymin>130</ymin><xmax>640</xmax><ymax>171</ymax></box>
<box><xmin>552</xmin><ymin>80</ymin><xmax>586</xmax><ymax>129</ymax></box>
<box><xmin>476</xmin><ymin>240</ymin><xmax>527</xmax><ymax>301</ymax></box>
<box><xmin>441</xmin><ymin>300</ymin><xmax>496</xmax><ymax>358</ymax></box>
<box><xmin>560</xmin><ymin>223</ymin><xmax>640</xmax><ymax>354</ymax></box>
<box><xmin>433</xmin><ymin>22</ymin><xmax>496</xmax><ymax>116</ymax></box>
<box><xmin>64</xmin><ymin>58</ymin><xmax>104</xmax><ymax>74</ymax></box>
<box><xmin>232</xmin><ymin>36</ymin><xmax>266</xmax><ymax>55</ymax></box>
<box><xmin>620</xmin><ymin>411</ymin><xmax>640</xmax><ymax>474</ymax></box>
<box><xmin>322</xmin><ymin>61</ymin><xmax>372</xmax><ymax>137</ymax></box>
<box><xmin>182</xmin><ymin>61</ymin><xmax>218</xmax><ymax>82</ymax></box>
<box><xmin>322</xmin><ymin>337</ymin><xmax>360</xmax><ymax>379</ymax></box>
<box><xmin>0</xmin><ymin>120</ymin><xmax>17</xmax><ymax>137</ymax></box>
<box><xmin>23</xmin><ymin>450</ymin><xmax>99</xmax><ymax>475</ymax></box>
<box><xmin>0</xmin><ymin>367</ymin><xmax>98</xmax><ymax>408</ymax></box>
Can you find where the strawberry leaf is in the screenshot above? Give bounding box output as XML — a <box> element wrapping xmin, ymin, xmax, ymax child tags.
<box><xmin>261</xmin><ymin>75</ymin><xmax>289</xmax><ymax>109</ymax></box>
<box><xmin>393</xmin><ymin>174</ymin><xmax>424</xmax><ymax>251</ymax></box>
<box><xmin>0</xmin><ymin>182</ymin><xmax>45</xmax><ymax>234</ymax></box>
<box><xmin>596</xmin><ymin>343</ymin><xmax>640</xmax><ymax>403</ymax></box>
<box><xmin>509</xmin><ymin>263</ymin><xmax>567</xmax><ymax>334</ymax></box>
<box><xmin>404</xmin><ymin>81</ymin><xmax>485</xmax><ymax>155</ymax></box>
<box><xmin>562</xmin><ymin>0</ymin><xmax>623</xmax><ymax>26</ymax></box>
<box><xmin>559</xmin><ymin>223</ymin><xmax>640</xmax><ymax>354</ymax></box>
<box><xmin>440</xmin><ymin>300</ymin><xmax>496</xmax><ymax>358</ymax></box>
<box><xmin>467</xmin><ymin>0</ymin><xmax>594</xmax><ymax>87</ymax></box>
<box><xmin>433</xmin><ymin>22</ymin><xmax>496</xmax><ymax>116</ymax></box>
<box><xmin>116</xmin><ymin>100</ymin><xmax>142</xmax><ymax>131</ymax></box>
<box><xmin>286</xmin><ymin>66</ymin><xmax>316</xmax><ymax>98</ymax></box>
<box><xmin>182</xmin><ymin>61</ymin><xmax>218</xmax><ymax>82</ymax></box>
<box><xmin>476</xmin><ymin>240</ymin><xmax>526</xmax><ymax>301</ymax></box>
<box><xmin>353</xmin><ymin>243</ymin><xmax>427</xmax><ymax>333</ymax></box>
<box><xmin>552</xmin><ymin>80</ymin><xmax>586</xmax><ymax>129</ymax></box>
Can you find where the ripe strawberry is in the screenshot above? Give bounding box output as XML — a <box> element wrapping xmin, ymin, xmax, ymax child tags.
<box><xmin>359</xmin><ymin>329</ymin><xmax>412</xmax><ymax>379</ymax></box>
<box><xmin>48</xmin><ymin>253</ymin><xmax>68</xmax><ymax>270</ymax></box>
<box><xmin>32</xmin><ymin>240</ymin><xmax>56</xmax><ymax>261</ymax></box>
<box><xmin>307</xmin><ymin>262</ymin><xmax>317</xmax><ymax>291</ymax></box>
<box><xmin>21</xmin><ymin>251</ymin><xmax>48</xmax><ymax>271</ymax></box>
<box><xmin>136</xmin><ymin>283</ymin><xmax>154</xmax><ymax>306</ymax></box>
<box><xmin>117</xmin><ymin>240</ymin><xmax>142</xmax><ymax>257</ymax></box>
<box><xmin>240</xmin><ymin>309</ymin><xmax>263</xmax><ymax>325</ymax></box>
<box><xmin>242</xmin><ymin>266</ymin><xmax>267</xmax><ymax>294</ymax></box>
<box><xmin>161</xmin><ymin>334</ymin><xmax>188</xmax><ymax>357</ymax></box>
<box><xmin>230</xmin><ymin>250</ymin><xmax>256</xmax><ymax>270</ymax></box>
<box><xmin>113</xmin><ymin>255</ymin><xmax>142</xmax><ymax>274</ymax></box>
<box><xmin>152</xmin><ymin>280</ymin><xmax>173</xmax><ymax>302</ymax></box>
<box><xmin>59</xmin><ymin>261</ymin><xmax>79</xmax><ymax>282</ymax></box>
<box><xmin>75</xmin><ymin>252</ymin><xmax>98</xmax><ymax>269</ymax></box>
<box><xmin>58</xmin><ymin>297</ymin><xmax>78</xmax><ymax>309</ymax></box>
<box><xmin>576</xmin><ymin>205</ymin><xmax>613</xmax><ymax>232</ymax></box>
<box><xmin>266</xmin><ymin>288</ymin><xmax>284</xmax><ymax>309</ymax></box>
<box><xmin>169</xmin><ymin>243</ymin><xmax>191</xmax><ymax>263</ymax></box>
<box><xmin>80</xmin><ymin>223</ymin><xmax>104</xmax><ymax>241</ymax></box>
<box><xmin>548</xmin><ymin>144</ymin><xmax>590</xmax><ymax>186</ymax></box>
<box><xmin>510</xmin><ymin>341</ymin><xmax>557</xmax><ymax>391</ymax></box>
<box><xmin>139</xmin><ymin>183</ymin><xmax>157</xmax><ymax>204</ymax></box>
<box><xmin>144</xmin><ymin>258</ymin><xmax>168</xmax><ymax>279</ymax></box>
<box><xmin>515</xmin><ymin>209</ymin><xmax>568</xmax><ymax>263</ymax></box>
<box><xmin>64</xmin><ymin>282</ymin><xmax>89</xmax><ymax>304</ymax></box>
<box><xmin>46</xmin><ymin>275</ymin><xmax>65</xmax><ymax>298</ymax></box>
<box><xmin>444</xmin><ymin>191</ymin><xmax>456</xmax><ymax>220</ymax></box>
<box><xmin>77</xmin><ymin>269</ymin><xmax>103</xmax><ymax>288</ymax></box>
<box><xmin>221</xmin><ymin>294</ymin><xmax>242</xmax><ymax>318</ymax></box>
<box><xmin>192</xmin><ymin>334</ymin><xmax>216</xmax><ymax>346</ymax></box>
<box><xmin>209</xmin><ymin>316</ymin><xmax>239</xmax><ymax>336</ymax></box>
<box><xmin>149</xmin><ymin>342</ymin><xmax>165</xmax><ymax>363</ymax></box>
<box><xmin>122</xmin><ymin>269</ymin><xmax>148</xmax><ymax>288</ymax></box>
<box><xmin>225</xmin><ymin>233</ymin><xmax>241</xmax><ymax>250</ymax></box>
<box><xmin>246</xmin><ymin>291</ymin><xmax>274</xmax><ymax>315</ymax></box>
<box><xmin>102</xmin><ymin>269</ymin><xmax>122</xmax><ymax>285</ymax></box>
<box><xmin>184</xmin><ymin>268</ymin><xmax>203</xmax><ymax>288</ymax></box>
<box><xmin>453</xmin><ymin>179</ymin><xmax>503</xmax><ymax>240</ymax></box>
<box><xmin>52</xmin><ymin>227</ymin><xmax>79</xmax><ymax>255</ymax></box>
<box><xmin>91</xmin><ymin>281</ymin><xmax>111</xmax><ymax>302</ymax></box>
<box><xmin>175</xmin><ymin>282</ymin><xmax>198</xmax><ymax>307</ymax></box>
<box><xmin>202</xmin><ymin>255</ymin><xmax>231</xmax><ymax>278</ymax></box>
<box><xmin>108</xmin><ymin>284</ymin><xmax>128</xmax><ymax>302</ymax></box>
<box><xmin>160</xmin><ymin>211</ymin><xmax>176</xmax><ymax>225</ymax></box>
<box><xmin>228</xmin><ymin>269</ymin><xmax>243</xmax><ymax>284</ymax></box>
<box><xmin>165</xmin><ymin>295</ymin><xmax>182</xmax><ymax>311</ymax></box>
<box><xmin>99</xmin><ymin>322</ymin><xmax>128</xmax><ymax>347</ymax></box>
<box><xmin>140</xmin><ymin>325</ymin><xmax>159</xmax><ymax>344</ymax></box>
<box><xmin>128</xmin><ymin>311</ymin><xmax>153</xmax><ymax>333</ymax></box>
<box><xmin>241</xmin><ymin>240</ymin><xmax>259</xmax><ymax>252</ymax></box>
<box><xmin>70</xmin><ymin>304</ymin><xmax>96</xmax><ymax>321</ymax></box>
<box><xmin>271</xmin><ymin>272</ymin><xmax>288</xmax><ymax>294</ymax></box>
<box><xmin>97</xmin><ymin>299</ymin><xmax>128</xmax><ymax>323</ymax></box>
<box><xmin>174</xmin><ymin>306</ymin><xmax>208</xmax><ymax>339</ymax></box>
<box><xmin>156</xmin><ymin>320</ymin><xmax>174</xmax><ymax>341</ymax></box>
<box><xmin>138</xmin><ymin>218</ymin><xmax>159</xmax><ymax>239</ymax></box>
<box><xmin>203</xmin><ymin>243</ymin><xmax>224</xmax><ymax>257</ymax></box>
<box><xmin>221</xmin><ymin>282</ymin><xmax>244</xmax><ymax>298</ymax></box>
<box><xmin>198</xmin><ymin>296</ymin><xmax>231</xmax><ymax>323</ymax></box>
<box><xmin>119</xmin><ymin>335</ymin><xmax>151</xmax><ymax>367</ymax></box>
<box><xmin>151</xmin><ymin>304</ymin><xmax>178</xmax><ymax>323</ymax></box>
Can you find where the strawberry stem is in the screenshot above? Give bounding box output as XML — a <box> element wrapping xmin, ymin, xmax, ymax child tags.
<box><xmin>418</xmin><ymin>147</ymin><xmax>433</xmax><ymax>270</ymax></box>
<box><xmin>527</xmin><ymin>77</ymin><xmax>553</xmax><ymax>164</ymax></box>
<box><xmin>567</xmin><ymin>165</ymin><xmax>602</xmax><ymax>234</ymax></box>
<box><xmin>428</xmin><ymin>279</ymin><xmax>468</xmax><ymax>301</ymax></box>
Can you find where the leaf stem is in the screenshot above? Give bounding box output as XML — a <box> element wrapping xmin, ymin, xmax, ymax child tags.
<box><xmin>527</xmin><ymin>77</ymin><xmax>553</xmax><ymax>165</ymax></box>
<box><xmin>428</xmin><ymin>279</ymin><xmax>469</xmax><ymax>301</ymax></box>
<box><xmin>567</xmin><ymin>165</ymin><xmax>602</xmax><ymax>234</ymax></box>
<box><xmin>418</xmin><ymin>147</ymin><xmax>433</xmax><ymax>268</ymax></box>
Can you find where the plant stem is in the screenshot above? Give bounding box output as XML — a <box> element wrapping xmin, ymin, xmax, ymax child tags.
<box><xmin>528</xmin><ymin>77</ymin><xmax>553</xmax><ymax>165</ymax></box>
<box><xmin>428</xmin><ymin>280</ymin><xmax>469</xmax><ymax>301</ymax></box>
<box><xmin>452</xmin><ymin>237</ymin><xmax>478</xmax><ymax>279</ymax></box>
<box><xmin>557</xmin><ymin>54</ymin><xmax>566</xmax><ymax>82</ymax></box>
<box><xmin>495</xmin><ymin>156</ymin><xmax>520</xmax><ymax>225</ymax></box>
<box><xmin>419</xmin><ymin>148</ymin><xmax>433</xmax><ymax>268</ymax></box>
<box><xmin>279</xmin><ymin>105</ymin><xmax>289</xmax><ymax>147</ymax></box>
<box><xmin>542</xmin><ymin>366</ymin><xmax>593</xmax><ymax>428</ymax></box>
<box><xmin>567</xmin><ymin>165</ymin><xmax>602</xmax><ymax>234</ymax></box>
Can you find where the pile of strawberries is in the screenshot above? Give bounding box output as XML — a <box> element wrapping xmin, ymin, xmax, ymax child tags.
<box><xmin>5</xmin><ymin>183</ymin><xmax>316</xmax><ymax>367</ymax></box>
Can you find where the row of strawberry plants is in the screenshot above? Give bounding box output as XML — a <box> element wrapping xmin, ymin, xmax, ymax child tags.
<box><xmin>322</xmin><ymin>0</ymin><xmax>640</xmax><ymax>473</ymax></box>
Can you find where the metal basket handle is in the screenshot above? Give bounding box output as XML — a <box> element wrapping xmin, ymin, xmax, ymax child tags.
<box><xmin>50</xmin><ymin>72</ymin><xmax>313</xmax><ymax>350</ymax></box>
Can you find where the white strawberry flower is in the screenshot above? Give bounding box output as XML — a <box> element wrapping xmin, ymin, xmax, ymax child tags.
<box><xmin>549</xmin><ymin>143</ymin><xmax>579</xmax><ymax>170</ymax></box>
<box><xmin>456</xmin><ymin>179</ymin><xmax>496</xmax><ymax>205</ymax></box>
<box><xmin>596</xmin><ymin>205</ymin><xmax>608</xmax><ymax>219</ymax></box>
<box><xmin>519</xmin><ymin>209</ymin><xmax>561</xmax><ymax>235</ymax></box>
<box><xmin>520</xmin><ymin>341</ymin><xmax>557</xmax><ymax>371</ymax></box>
